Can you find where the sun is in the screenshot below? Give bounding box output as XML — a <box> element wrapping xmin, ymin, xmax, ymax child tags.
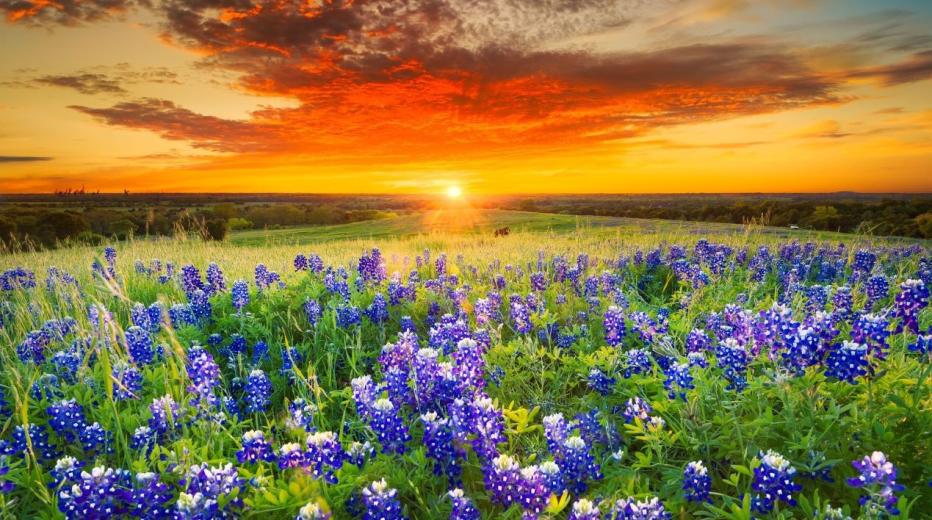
<box><xmin>446</xmin><ymin>185</ymin><xmax>463</xmax><ymax>199</ymax></box>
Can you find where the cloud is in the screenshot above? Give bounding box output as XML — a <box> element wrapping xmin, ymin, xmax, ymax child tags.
<box><xmin>0</xmin><ymin>0</ymin><xmax>136</xmax><ymax>25</ymax></box>
<box><xmin>0</xmin><ymin>155</ymin><xmax>52</xmax><ymax>162</ymax></box>
<box><xmin>69</xmin><ymin>98</ymin><xmax>280</xmax><ymax>152</ymax></box>
<box><xmin>847</xmin><ymin>50</ymin><xmax>932</xmax><ymax>86</ymax></box>
<box><xmin>36</xmin><ymin>73</ymin><xmax>127</xmax><ymax>94</ymax></box>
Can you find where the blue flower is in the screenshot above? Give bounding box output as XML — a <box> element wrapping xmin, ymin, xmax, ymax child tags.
<box><xmin>336</xmin><ymin>304</ymin><xmax>362</xmax><ymax>329</ymax></box>
<box><xmin>568</xmin><ymin>498</ymin><xmax>601</xmax><ymax>520</ymax></box>
<box><xmin>296</xmin><ymin>502</ymin><xmax>331</xmax><ymax>519</ymax></box>
<box><xmin>847</xmin><ymin>451</ymin><xmax>904</xmax><ymax>516</ymax></box>
<box><xmin>57</xmin><ymin>466</ymin><xmax>133</xmax><ymax>519</ymax></box>
<box><xmin>125</xmin><ymin>326</ymin><xmax>154</xmax><ymax>365</ymax></box>
<box><xmin>825</xmin><ymin>341</ymin><xmax>870</xmax><ymax>384</ymax></box>
<box><xmin>236</xmin><ymin>430</ymin><xmax>276</xmax><ymax>464</ymax></box>
<box><xmin>587</xmin><ymin>368</ymin><xmax>616</xmax><ymax>396</ymax></box>
<box><xmin>894</xmin><ymin>279</ymin><xmax>929</xmax><ymax>334</ymax></box>
<box><xmin>362</xmin><ymin>479</ymin><xmax>405</xmax><ymax>520</ymax></box>
<box><xmin>483</xmin><ymin>454</ymin><xmax>522</xmax><ymax>508</ymax></box>
<box><xmin>304</xmin><ymin>299</ymin><xmax>322</xmax><ymax>328</ymax></box>
<box><xmin>663</xmin><ymin>362</ymin><xmax>694</xmax><ymax>400</ymax></box>
<box><xmin>607</xmin><ymin>496</ymin><xmax>672</xmax><ymax>519</ymax></box>
<box><xmin>683</xmin><ymin>461</ymin><xmax>712</xmax><ymax>503</ymax></box>
<box><xmin>47</xmin><ymin>398</ymin><xmax>87</xmax><ymax>443</ymax></box>
<box><xmin>752</xmin><ymin>450</ymin><xmax>801</xmax><ymax>514</ymax></box>
<box><xmin>420</xmin><ymin>412</ymin><xmax>463</xmax><ymax>485</ymax></box>
<box><xmin>80</xmin><ymin>423</ymin><xmax>113</xmax><ymax>455</ymax></box>
<box><xmin>603</xmin><ymin>305</ymin><xmax>626</xmax><ymax>346</ymax></box>
<box><xmin>715</xmin><ymin>338</ymin><xmax>749</xmax><ymax>392</ymax></box>
<box><xmin>448</xmin><ymin>488</ymin><xmax>480</xmax><ymax>520</ymax></box>
<box><xmin>624</xmin><ymin>348</ymin><xmax>652</xmax><ymax>377</ymax></box>
<box><xmin>231</xmin><ymin>279</ymin><xmax>250</xmax><ymax>312</ymax></box>
<box><xmin>244</xmin><ymin>369</ymin><xmax>272</xmax><ymax>414</ymax></box>
<box><xmin>305</xmin><ymin>431</ymin><xmax>345</xmax><ymax>483</ymax></box>
<box><xmin>367</xmin><ymin>398</ymin><xmax>410</xmax><ymax>455</ymax></box>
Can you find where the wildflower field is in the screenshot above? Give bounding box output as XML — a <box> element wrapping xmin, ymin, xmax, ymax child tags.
<box><xmin>0</xmin><ymin>223</ymin><xmax>930</xmax><ymax>519</ymax></box>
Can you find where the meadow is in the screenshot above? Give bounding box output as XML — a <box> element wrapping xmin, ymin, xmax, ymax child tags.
<box><xmin>0</xmin><ymin>212</ymin><xmax>929</xmax><ymax>519</ymax></box>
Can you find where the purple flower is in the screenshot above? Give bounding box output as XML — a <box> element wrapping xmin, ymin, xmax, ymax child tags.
<box><xmin>683</xmin><ymin>461</ymin><xmax>712</xmax><ymax>503</ymax></box>
<box><xmin>603</xmin><ymin>306</ymin><xmax>626</xmax><ymax>346</ymax></box>
<box><xmin>825</xmin><ymin>341</ymin><xmax>870</xmax><ymax>384</ymax></box>
<box><xmin>244</xmin><ymin>369</ymin><xmax>272</xmax><ymax>414</ymax></box>
<box><xmin>421</xmin><ymin>412</ymin><xmax>464</xmax><ymax>485</ymax></box>
<box><xmin>362</xmin><ymin>479</ymin><xmax>405</xmax><ymax>520</ymax></box>
<box><xmin>278</xmin><ymin>442</ymin><xmax>306</xmax><ymax>469</ymax></box>
<box><xmin>297</xmin><ymin>502</ymin><xmax>331</xmax><ymax>519</ymax></box>
<box><xmin>568</xmin><ymin>498</ymin><xmax>601</xmax><ymax>520</ymax></box>
<box><xmin>304</xmin><ymin>299</ymin><xmax>322</xmax><ymax>327</ymax></box>
<box><xmin>715</xmin><ymin>338</ymin><xmax>749</xmax><ymax>392</ymax></box>
<box><xmin>368</xmin><ymin>398</ymin><xmax>410</xmax><ymax>455</ymax></box>
<box><xmin>47</xmin><ymin>398</ymin><xmax>87</xmax><ymax>442</ymax></box>
<box><xmin>448</xmin><ymin>488</ymin><xmax>479</xmax><ymax>520</ymax></box>
<box><xmin>231</xmin><ymin>279</ymin><xmax>249</xmax><ymax>311</ymax></box>
<box><xmin>752</xmin><ymin>450</ymin><xmax>801</xmax><ymax>514</ymax></box>
<box><xmin>236</xmin><ymin>430</ymin><xmax>276</xmax><ymax>464</ymax></box>
<box><xmin>624</xmin><ymin>348</ymin><xmax>652</xmax><ymax>377</ymax></box>
<box><xmin>608</xmin><ymin>496</ymin><xmax>672</xmax><ymax>519</ymax></box>
<box><xmin>57</xmin><ymin>466</ymin><xmax>133</xmax><ymax>519</ymax></box>
<box><xmin>847</xmin><ymin>451</ymin><xmax>904</xmax><ymax>515</ymax></box>
<box><xmin>484</xmin><ymin>454</ymin><xmax>523</xmax><ymax>508</ymax></box>
<box><xmin>305</xmin><ymin>431</ymin><xmax>345</xmax><ymax>483</ymax></box>
<box><xmin>894</xmin><ymin>279</ymin><xmax>929</xmax><ymax>334</ymax></box>
<box><xmin>587</xmin><ymin>368</ymin><xmax>616</xmax><ymax>396</ymax></box>
<box><xmin>663</xmin><ymin>362</ymin><xmax>693</xmax><ymax>400</ymax></box>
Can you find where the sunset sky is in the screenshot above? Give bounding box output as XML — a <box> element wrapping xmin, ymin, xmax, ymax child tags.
<box><xmin>1</xmin><ymin>0</ymin><xmax>931</xmax><ymax>194</ymax></box>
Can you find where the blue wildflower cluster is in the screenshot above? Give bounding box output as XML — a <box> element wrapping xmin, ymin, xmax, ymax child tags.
<box><xmin>0</xmin><ymin>239</ymin><xmax>927</xmax><ymax>519</ymax></box>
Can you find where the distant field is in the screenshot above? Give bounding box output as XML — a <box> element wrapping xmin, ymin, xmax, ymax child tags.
<box><xmin>229</xmin><ymin>209</ymin><xmax>878</xmax><ymax>246</ymax></box>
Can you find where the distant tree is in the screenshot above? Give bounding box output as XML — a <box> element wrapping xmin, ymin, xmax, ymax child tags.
<box><xmin>916</xmin><ymin>212</ymin><xmax>932</xmax><ymax>239</ymax></box>
<box><xmin>44</xmin><ymin>212</ymin><xmax>90</xmax><ymax>240</ymax></box>
<box><xmin>0</xmin><ymin>216</ymin><xmax>16</xmax><ymax>244</ymax></box>
<box><xmin>204</xmin><ymin>218</ymin><xmax>228</xmax><ymax>241</ymax></box>
<box><xmin>227</xmin><ymin>217</ymin><xmax>253</xmax><ymax>231</ymax></box>
<box><xmin>109</xmin><ymin>219</ymin><xmax>136</xmax><ymax>239</ymax></box>
<box><xmin>807</xmin><ymin>205</ymin><xmax>840</xmax><ymax>230</ymax></box>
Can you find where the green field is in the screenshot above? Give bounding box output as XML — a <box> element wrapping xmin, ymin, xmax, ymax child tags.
<box><xmin>229</xmin><ymin>209</ymin><xmax>887</xmax><ymax>247</ymax></box>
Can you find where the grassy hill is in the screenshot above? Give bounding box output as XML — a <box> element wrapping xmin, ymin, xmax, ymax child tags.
<box><xmin>229</xmin><ymin>209</ymin><xmax>871</xmax><ymax>246</ymax></box>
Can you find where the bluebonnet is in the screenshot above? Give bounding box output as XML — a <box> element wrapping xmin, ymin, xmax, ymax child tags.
<box><xmin>131</xmin><ymin>302</ymin><xmax>152</xmax><ymax>330</ymax></box>
<box><xmin>47</xmin><ymin>398</ymin><xmax>87</xmax><ymax>443</ymax></box>
<box><xmin>683</xmin><ymin>461</ymin><xmax>712</xmax><ymax>503</ymax></box>
<box><xmin>130</xmin><ymin>472</ymin><xmax>175</xmax><ymax>519</ymax></box>
<box><xmin>624</xmin><ymin>348</ymin><xmax>652</xmax><ymax>377</ymax></box>
<box><xmin>10</xmin><ymin>424</ymin><xmax>58</xmax><ymax>461</ymax></box>
<box><xmin>345</xmin><ymin>441</ymin><xmax>375</xmax><ymax>468</ymax></box>
<box><xmin>125</xmin><ymin>326</ymin><xmax>154</xmax><ymax>365</ymax></box>
<box><xmin>367</xmin><ymin>398</ymin><xmax>410</xmax><ymax>455</ymax></box>
<box><xmin>236</xmin><ymin>430</ymin><xmax>276</xmax><ymax>464</ymax></box>
<box><xmin>557</xmin><ymin>435</ymin><xmax>602</xmax><ymax>493</ymax></box>
<box><xmin>865</xmin><ymin>275</ymin><xmax>889</xmax><ymax>308</ymax></box>
<box><xmin>603</xmin><ymin>305</ymin><xmax>626</xmax><ymax>346</ymax></box>
<box><xmin>169</xmin><ymin>303</ymin><xmax>196</xmax><ymax>328</ymax></box>
<box><xmin>336</xmin><ymin>304</ymin><xmax>362</xmax><ymax>329</ymax></box>
<box><xmin>908</xmin><ymin>332</ymin><xmax>931</xmax><ymax>357</ymax></box>
<box><xmin>80</xmin><ymin>423</ymin><xmax>113</xmax><ymax>455</ymax></box>
<box><xmin>607</xmin><ymin>496</ymin><xmax>672</xmax><ymax>519</ymax></box>
<box><xmin>206</xmin><ymin>262</ymin><xmax>226</xmax><ymax>294</ymax></box>
<box><xmin>189</xmin><ymin>289</ymin><xmax>212</xmax><ymax>322</ymax></box>
<box><xmin>51</xmin><ymin>456</ymin><xmax>84</xmax><ymax>488</ymax></box>
<box><xmin>752</xmin><ymin>450</ymin><xmax>802</xmax><ymax>514</ymax></box>
<box><xmin>362</xmin><ymin>479</ymin><xmax>405</xmax><ymax>520</ymax></box>
<box><xmin>130</xmin><ymin>426</ymin><xmax>156</xmax><ymax>454</ymax></box>
<box><xmin>244</xmin><ymin>369</ymin><xmax>272</xmax><ymax>413</ymax></box>
<box><xmin>148</xmin><ymin>394</ymin><xmax>181</xmax><ymax>436</ymax></box>
<box><xmin>663</xmin><ymin>361</ymin><xmax>693</xmax><ymax>400</ymax></box>
<box><xmin>287</xmin><ymin>398</ymin><xmax>318</xmax><ymax>432</ymax></box>
<box><xmin>847</xmin><ymin>451</ymin><xmax>904</xmax><ymax>516</ymax></box>
<box><xmin>231</xmin><ymin>280</ymin><xmax>249</xmax><ymax>311</ymax></box>
<box><xmin>782</xmin><ymin>327</ymin><xmax>822</xmax><ymax>376</ymax></box>
<box><xmin>510</xmin><ymin>297</ymin><xmax>532</xmax><ymax>334</ymax></box>
<box><xmin>484</xmin><ymin>454</ymin><xmax>522</xmax><ymax>508</ymax></box>
<box><xmin>305</xmin><ymin>299</ymin><xmax>322</xmax><ymax>327</ymax></box>
<box><xmin>715</xmin><ymin>338</ymin><xmax>749</xmax><ymax>391</ymax></box>
<box><xmin>622</xmin><ymin>397</ymin><xmax>652</xmax><ymax>423</ymax></box>
<box><xmin>180</xmin><ymin>264</ymin><xmax>204</xmax><ymax>295</ymax></box>
<box><xmin>894</xmin><ymin>279</ymin><xmax>928</xmax><ymax>333</ymax></box>
<box><xmin>254</xmin><ymin>263</ymin><xmax>282</xmax><ymax>290</ymax></box>
<box><xmin>57</xmin><ymin>466</ymin><xmax>133</xmax><ymax>519</ymax></box>
<box><xmin>305</xmin><ymin>431</ymin><xmax>345</xmax><ymax>483</ymax></box>
<box><xmin>358</xmin><ymin>248</ymin><xmax>387</xmax><ymax>285</ymax></box>
<box><xmin>177</xmin><ymin>462</ymin><xmax>245</xmax><ymax>518</ymax></box>
<box><xmin>587</xmin><ymin>368</ymin><xmax>615</xmax><ymax>396</ymax></box>
<box><xmin>516</xmin><ymin>465</ymin><xmax>551</xmax><ymax>518</ymax></box>
<box><xmin>568</xmin><ymin>498</ymin><xmax>601</xmax><ymax>520</ymax></box>
<box><xmin>187</xmin><ymin>346</ymin><xmax>221</xmax><ymax>409</ymax></box>
<box><xmin>686</xmin><ymin>328</ymin><xmax>711</xmax><ymax>353</ymax></box>
<box><xmin>366</xmin><ymin>293</ymin><xmax>389</xmax><ymax>324</ymax></box>
<box><xmin>297</xmin><ymin>502</ymin><xmax>331</xmax><ymax>520</ymax></box>
<box><xmin>420</xmin><ymin>412</ymin><xmax>463</xmax><ymax>485</ymax></box>
<box><xmin>825</xmin><ymin>341</ymin><xmax>870</xmax><ymax>384</ymax></box>
<box><xmin>278</xmin><ymin>442</ymin><xmax>306</xmax><ymax>469</ymax></box>
<box><xmin>448</xmin><ymin>488</ymin><xmax>480</xmax><ymax>520</ymax></box>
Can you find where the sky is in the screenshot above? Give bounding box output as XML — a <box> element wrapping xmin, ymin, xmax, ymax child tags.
<box><xmin>0</xmin><ymin>0</ymin><xmax>931</xmax><ymax>194</ymax></box>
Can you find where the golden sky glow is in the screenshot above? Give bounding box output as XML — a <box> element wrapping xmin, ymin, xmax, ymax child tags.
<box><xmin>1</xmin><ymin>0</ymin><xmax>931</xmax><ymax>194</ymax></box>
